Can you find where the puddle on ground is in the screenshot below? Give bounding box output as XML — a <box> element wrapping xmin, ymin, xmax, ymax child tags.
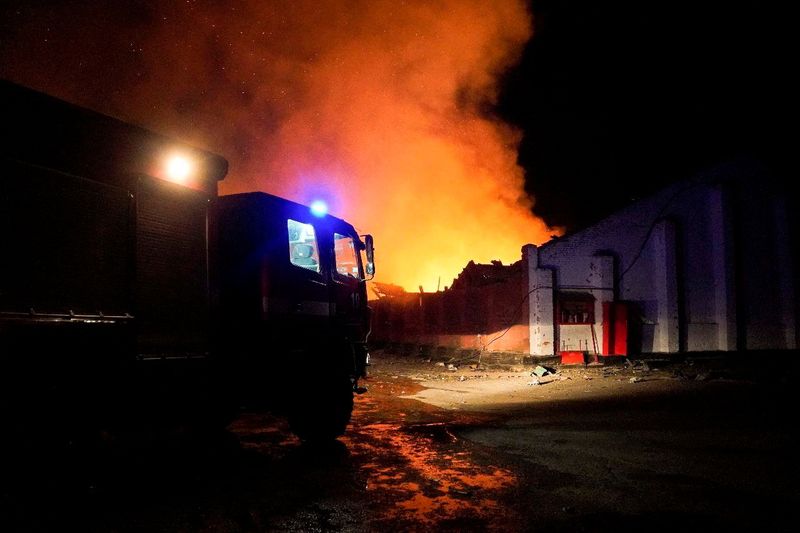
<box><xmin>344</xmin><ymin>378</ymin><xmax>517</xmax><ymax>527</ymax></box>
<box><xmin>228</xmin><ymin>373</ymin><xmax>519</xmax><ymax>529</ymax></box>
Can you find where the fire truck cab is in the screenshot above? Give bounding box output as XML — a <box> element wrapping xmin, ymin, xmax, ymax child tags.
<box><xmin>0</xmin><ymin>79</ymin><xmax>372</xmax><ymax>441</ymax></box>
<box><xmin>217</xmin><ymin>193</ymin><xmax>373</xmax><ymax>439</ymax></box>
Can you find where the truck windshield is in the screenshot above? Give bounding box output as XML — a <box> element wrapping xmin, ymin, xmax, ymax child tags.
<box><xmin>287</xmin><ymin>219</ymin><xmax>320</xmax><ymax>273</ymax></box>
<box><xmin>333</xmin><ymin>232</ymin><xmax>360</xmax><ymax>279</ymax></box>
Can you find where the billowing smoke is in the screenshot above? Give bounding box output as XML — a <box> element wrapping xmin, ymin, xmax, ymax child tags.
<box><xmin>1</xmin><ymin>0</ymin><xmax>557</xmax><ymax>291</ymax></box>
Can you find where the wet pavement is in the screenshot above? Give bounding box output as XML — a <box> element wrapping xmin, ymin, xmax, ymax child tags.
<box><xmin>342</xmin><ymin>387</ymin><xmax>518</xmax><ymax>530</ymax></box>
<box><xmin>2</xmin><ymin>353</ymin><xmax>798</xmax><ymax>532</ymax></box>
<box><xmin>1</xmin><ymin>363</ymin><xmax>521</xmax><ymax>532</ymax></box>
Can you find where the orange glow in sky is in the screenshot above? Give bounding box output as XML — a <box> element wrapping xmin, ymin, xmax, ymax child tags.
<box><xmin>2</xmin><ymin>0</ymin><xmax>559</xmax><ymax>291</ymax></box>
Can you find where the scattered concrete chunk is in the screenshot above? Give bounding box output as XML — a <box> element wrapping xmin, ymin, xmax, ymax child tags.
<box><xmin>532</xmin><ymin>365</ymin><xmax>551</xmax><ymax>377</ymax></box>
<box><xmin>528</xmin><ymin>374</ymin><xmax>559</xmax><ymax>386</ymax></box>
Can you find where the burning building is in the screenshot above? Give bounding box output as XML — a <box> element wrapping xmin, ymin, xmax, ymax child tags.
<box><xmin>371</xmin><ymin>259</ymin><xmax>530</xmax><ymax>357</ymax></box>
<box><xmin>372</xmin><ymin>160</ymin><xmax>798</xmax><ymax>360</ymax></box>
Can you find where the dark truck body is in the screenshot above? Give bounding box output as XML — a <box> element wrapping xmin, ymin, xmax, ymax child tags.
<box><xmin>216</xmin><ymin>194</ymin><xmax>371</xmax><ymax>437</ymax></box>
<box><xmin>0</xmin><ymin>80</ymin><xmax>369</xmax><ymax>439</ymax></box>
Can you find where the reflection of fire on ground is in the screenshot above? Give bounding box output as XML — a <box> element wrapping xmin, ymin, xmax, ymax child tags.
<box><xmin>344</xmin><ymin>393</ymin><xmax>517</xmax><ymax>528</ymax></box>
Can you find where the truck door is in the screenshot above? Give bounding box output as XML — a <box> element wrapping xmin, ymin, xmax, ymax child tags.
<box><xmin>284</xmin><ymin>217</ymin><xmax>330</xmax><ymax>330</ymax></box>
<box><xmin>329</xmin><ymin>227</ymin><xmax>365</xmax><ymax>333</ymax></box>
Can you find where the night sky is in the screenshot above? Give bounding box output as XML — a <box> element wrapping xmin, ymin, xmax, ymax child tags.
<box><xmin>0</xmin><ymin>0</ymin><xmax>792</xmax><ymax>287</ymax></box>
<box><xmin>499</xmin><ymin>0</ymin><xmax>792</xmax><ymax>230</ymax></box>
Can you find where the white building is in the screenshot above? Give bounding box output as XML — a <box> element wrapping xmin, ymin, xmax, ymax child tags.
<box><xmin>527</xmin><ymin>161</ymin><xmax>797</xmax><ymax>357</ymax></box>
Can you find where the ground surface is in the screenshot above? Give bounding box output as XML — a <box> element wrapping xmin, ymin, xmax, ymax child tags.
<box><xmin>2</xmin><ymin>351</ymin><xmax>797</xmax><ymax>532</ymax></box>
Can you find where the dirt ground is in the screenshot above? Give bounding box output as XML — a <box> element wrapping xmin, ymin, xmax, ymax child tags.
<box><xmin>1</xmin><ymin>350</ymin><xmax>797</xmax><ymax>532</ymax></box>
<box><xmin>368</xmin><ymin>348</ymin><xmax>789</xmax><ymax>404</ymax></box>
<box><xmin>387</xmin><ymin>353</ymin><xmax>719</xmax><ymax>412</ymax></box>
<box><xmin>366</xmin><ymin>350</ymin><xmax>799</xmax><ymax>531</ymax></box>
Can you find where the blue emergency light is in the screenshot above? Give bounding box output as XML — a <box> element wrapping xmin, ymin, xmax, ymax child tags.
<box><xmin>310</xmin><ymin>200</ymin><xmax>328</xmax><ymax>217</ymax></box>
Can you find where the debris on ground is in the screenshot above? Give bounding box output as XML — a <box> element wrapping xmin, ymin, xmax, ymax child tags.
<box><xmin>527</xmin><ymin>365</ymin><xmax>564</xmax><ymax>386</ymax></box>
<box><xmin>629</xmin><ymin>376</ymin><xmax>641</xmax><ymax>383</ymax></box>
<box><xmin>532</xmin><ymin>365</ymin><xmax>556</xmax><ymax>377</ymax></box>
<box><xmin>447</xmin><ymin>364</ymin><xmax>458</xmax><ymax>371</ymax></box>
<box><xmin>528</xmin><ymin>374</ymin><xmax>562</xmax><ymax>386</ymax></box>
<box><xmin>435</xmin><ymin>362</ymin><xmax>445</xmax><ymax>367</ymax></box>
<box><xmin>625</xmin><ymin>359</ymin><xmax>652</xmax><ymax>372</ymax></box>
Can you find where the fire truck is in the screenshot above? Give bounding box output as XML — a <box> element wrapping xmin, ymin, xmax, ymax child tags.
<box><xmin>0</xmin><ymin>80</ymin><xmax>373</xmax><ymax>441</ymax></box>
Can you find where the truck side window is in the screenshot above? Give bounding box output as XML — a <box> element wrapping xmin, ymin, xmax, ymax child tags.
<box><xmin>334</xmin><ymin>233</ymin><xmax>359</xmax><ymax>279</ymax></box>
<box><xmin>288</xmin><ymin>219</ymin><xmax>320</xmax><ymax>273</ymax></box>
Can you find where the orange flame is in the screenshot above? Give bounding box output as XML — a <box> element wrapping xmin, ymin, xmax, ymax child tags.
<box><xmin>2</xmin><ymin>0</ymin><xmax>559</xmax><ymax>291</ymax></box>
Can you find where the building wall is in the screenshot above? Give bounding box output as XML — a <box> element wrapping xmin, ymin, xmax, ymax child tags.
<box><xmin>371</xmin><ymin>163</ymin><xmax>796</xmax><ymax>358</ymax></box>
<box><xmin>527</xmin><ymin>245</ymin><xmax>615</xmax><ymax>355</ymax></box>
<box><xmin>527</xmin><ymin>163</ymin><xmax>797</xmax><ymax>355</ymax></box>
<box><xmin>370</xmin><ymin>262</ymin><xmax>530</xmax><ymax>353</ymax></box>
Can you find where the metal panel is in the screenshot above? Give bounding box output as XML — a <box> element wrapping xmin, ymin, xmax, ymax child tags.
<box><xmin>0</xmin><ymin>160</ymin><xmax>132</xmax><ymax>316</ymax></box>
<box><xmin>136</xmin><ymin>177</ymin><xmax>210</xmax><ymax>356</ymax></box>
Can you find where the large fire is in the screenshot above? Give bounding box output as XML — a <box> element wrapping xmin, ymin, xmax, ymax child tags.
<box><xmin>1</xmin><ymin>0</ymin><xmax>558</xmax><ymax>291</ymax></box>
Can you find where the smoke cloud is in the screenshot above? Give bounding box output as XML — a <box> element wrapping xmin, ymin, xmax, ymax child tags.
<box><xmin>1</xmin><ymin>0</ymin><xmax>557</xmax><ymax>291</ymax></box>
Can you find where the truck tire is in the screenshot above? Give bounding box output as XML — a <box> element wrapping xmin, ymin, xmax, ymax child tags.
<box><xmin>287</xmin><ymin>375</ymin><xmax>354</xmax><ymax>442</ymax></box>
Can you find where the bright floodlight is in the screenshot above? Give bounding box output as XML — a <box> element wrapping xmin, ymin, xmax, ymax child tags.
<box><xmin>310</xmin><ymin>200</ymin><xmax>328</xmax><ymax>217</ymax></box>
<box><xmin>165</xmin><ymin>155</ymin><xmax>193</xmax><ymax>183</ymax></box>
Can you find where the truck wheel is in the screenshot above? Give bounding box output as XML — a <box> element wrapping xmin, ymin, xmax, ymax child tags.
<box><xmin>287</xmin><ymin>376</ymin><xmax>354</xmax><ymax>442</ymax></box>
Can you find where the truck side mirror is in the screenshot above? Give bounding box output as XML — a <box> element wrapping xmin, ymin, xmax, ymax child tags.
<box><xmin>364</xmin><ymin>234</ymin><xmax>375</xmax><ymax>279</ymax></box>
